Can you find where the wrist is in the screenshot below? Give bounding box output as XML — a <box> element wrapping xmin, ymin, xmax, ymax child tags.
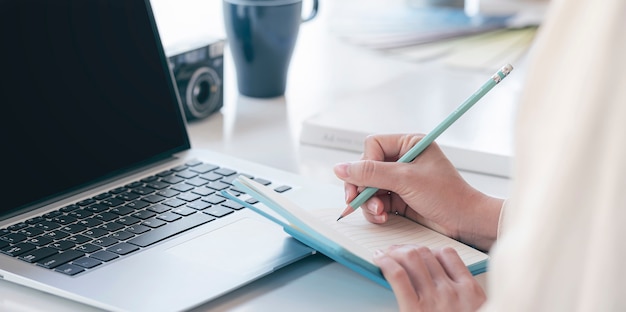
<box><xmin>455</xmin><ymin>190</ymin><xmax>503</xmax><ymax>252</ymax></box>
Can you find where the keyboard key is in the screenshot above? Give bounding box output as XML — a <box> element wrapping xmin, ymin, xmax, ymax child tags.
<box><xmin>126</xmin><ymin>225</ymin><xmax>151</xmax><ymax>235</ymax></box>
<box><xmin>77</xmin><ymin>218</ymin><xmax>104</xmax><ymax>228</ymax></box>
<box><xmin>156</xmin><ymin>189</ymin><xmax>180</xmax><ymax>198</ymax></box>
<box><xmin>109</xmin><ymin>231</ymin><xmax>134</xmax><ymax>241</ymax></box>
<box><xmin>55</xmin><ymin>263</ymin><xmax>85</xmax><ymax>276</ymax></box>
<box><xmin>37</xmin><ymin>250</ymin><xmax>84</xmax><ymax>269</ymax></box>
<box><xmin>92</xmin><ymin>237</ymin><xmax>118</xmax><ymax>247</ymax></box>
<box><xmin>222</xmin><ymin>200</ymin><xmax>245</xmax><ymax>210</ymax></box>
<box><xmin>252</xmin><ymin>178</ymin><xmax>271</xmax><ymax>185</ymax></box>
<box><xmin>162</xmin><ymin>198</ymin><xmax>186</xmax><ymax>208</ymax></box>
<box><xmin>26</xmin><ymin>236</ymin><xmax>54</xmax><ymax>246</ymax></box>
<box><xmin>77</xmin><ymin>198</ymin><xmax>96</xmax><ymax>206</ymax></box>
<box><xmin>148</xmin><ymin>204</ymin><xmax>171</xmax><ymax>214</ymax></box>
<box><xmin>94</xmin><ymin>212</ymin><xmax>119</xmax><ymax>222</ymax></box>
<box><xmin>199</xmin><ymin>172</ymin><xmax>222</xmax><ymax>181</ymax></box>
<box><xmin>132</xmin><ymin>187</ymin><xmax>155</xmax><ymax>196</ymax></box>
<box><xmin>101</xmin><ymin>197</ymin><xmax>125</xmax><ymax>207</ymax></box>
<box><xmin>72</xmin><ymin>257</ymin><xmax>102</xmax><ymax>269</ymax></box>
<box><xmin>177</xmin><ymin>193</ymin><xmax>201</xmax><ymax>202</ymax></box>
<box><xmin>189</xmin><ymin>163</ymin><xmax>218</xmax><ymax>174</ymax></box>
<box><xmin>94</xmin><ymin>192</ymin><xmax>112</xmax><ymax>200</ymax></box>
<box><xmin>85</xmin><ymin>203</ymin><xmax>109</xmax><ymax>213</ymax></box>
<box><xmin>52</xmin><ymin>215</ymin><xmax>78</xmax><ymax>225</ymax></box>
<box><xmin>206</xmin><ymin>181</ymin><xmax>230</xmax><ymax>191</ymax></box>
<box><xmin>43</xmin><ymin>230</ymin><xmax>70</xmax><ymax>240</ymax></box>
<box><xmin>187</xmin><ymin>201</ymin><xmax>211</xmax><ymax>211</ymax></box>
<box><xmin>18</xmin><ymin>247</ymin><xmax>58</xmax><ymax>263</ymax></box>
<box><xmin>68</xmin><ymin>209</ymin><xmax>94</xmax><ymax>219</ymax></box>
<box><xmin>66</xmin><ymin>234</ymin><xmax>91</xmax><ymax>245</ymax></box>
<box><xmin>131</xmin><ymin>211</ymin><xmax>156</xmax><ymax>220</ymax></box>
<box><xmin>127</xmin><ymin>213</ymin><xmax>214</xmax><ymax>247</ymax></box>
<box><xmin>214</xmin><ymin>168</ymin><xmax>236</xmax><ymax>176</ymax></box>
<box><xmin>2</xmin><ymin>233</ymin><xmax>28</xmax><ymax>243</ymax></box>
<box><xmin>190</xmin><ymin>187</ymin><xmax>213</xmax><ymax>196</ymax></box>
<box><xmin>18</xmin><ymin>227</ymin><xmax>44</xmax><ymax>237</ymax></box>
<box><xmin>184</xmin><ymin>177</ymin><xmax>208</xmax><ymax>187</ymax></box>
<box><xmin>34</xmin><ymin>221</ymin><xmax>61</xmax><ymax>231</ymax></box>
<box><xmin>90</xmin><ymin>250</ymin><xmax>119</xmax><ymax>262</ymax></box>
<box><xmin>50</xmin><ymin>240</ymin><xmax>76</xmax><ymax>251</ymax></box>
<box><xmin>156</xmin><ymin>169</ymin><xmax>174</xmax><ymax>177</ymax></box>
<box><xmin>274</xmin><ymin>185</ymin><xmax>292</xmax><ymax>193</ymax></box>
<box><xmin>175</xmin><ymin>170</ymin><xmax>198</xmax><ymax>179</ymax></box>
<box><xmin>142</xmin><ymin>194</ymin><xmax>166</xmax><ymax>204</ymax></box>
<box><xmin>82</xmin><ymin>228</ymin><xmax>108</xmax><ymax>238</ymax></box>
<box><xmin>125</xmin><ymin>200</ymin><xmax>150</xmax><ymax>210</ymax></box>
<box><xmin>2</xmin><ymin>242</ymin><xmax>36</xmax><ymax>256</ymax></box>
<box><xmin>156</xmin><ymin>212</ymin><xmax>181</xmax><ymax>222</ymax></box>
<box><xmin>60</xmin><ymin>224</ymin><xmax>87</xmax><ymax>234</ymax></box>
<box><xmin>202</xmin><ymin>194</ymin><xmax>225</xmax><ymax>205</ymax></box>
<box><xmin>203</xmin><ymin>206</ymin><xmax>234</xmax><ymax>218</ymax></box>
<box><xmin>107</xmin><ymin>242</ymin><xmax>139</xmax><ymax>256</ymax></box>
<box><xmin>75</xmin><ymin>243</ymin><xmax>101</xmax><ymax>253</ymax></box>
<box><xmin>117</xmin><ymin>216</ymin><xmax>141</xmax><ymax>226</ymax></box>
<box><xmin>110</xmin><ymin>206</ymin><xmax>134</xmax><ymax>216</ymax></box>
<box><xmin>99</xmin><ymin>222</ymin><xmax>124</xmax><ymax>232</ymax></box>
<box><xmin>171</xmin><ymin>207</ymin><xmax>196</xmax><ymax>216</ymax></box>
<box><xmin>142</xmin><ymin>218</ymin><xmax>166</xmax><ymax>228</ymax></box>
<box><xmin>60</xmin><ymin>204</ymin><xmax>80</xmax><ymax>212</ymax></box>
<box><xmin>116</xmin><ymin>192</ymin><xmax>139</xmax><ymax>201</ymax></box>
<box><xmin>110</xmin><ymin>186</ymin><xmax>128</xmax><ymax>194</ymax></box>
<box><xmin>146</xmin><ymin>181</ymin><xmax>169</xmax><ymax>190</ymax></box>
<box><xmin>171</xmin><ymin>183</ymin><xmax>193</xmax><ymax>192</ymax></box>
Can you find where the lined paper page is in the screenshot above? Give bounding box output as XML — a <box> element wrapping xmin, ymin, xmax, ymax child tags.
<box><xmin>311</xmin><ymin>208</ymin><xmax>488</xmax><ymax>266</ymax></box>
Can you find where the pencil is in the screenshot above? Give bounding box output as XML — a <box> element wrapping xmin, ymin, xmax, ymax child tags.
<box><xmin>337</xmin><ymin>64</ymin><xmax>514</xmax><ymax>221</ymax></box>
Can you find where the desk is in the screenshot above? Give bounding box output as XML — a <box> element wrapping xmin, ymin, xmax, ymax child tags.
<box><xmin>0</xmin><ymin>0</ymin><xmax>513</xmax><ymax>311</ymax></box>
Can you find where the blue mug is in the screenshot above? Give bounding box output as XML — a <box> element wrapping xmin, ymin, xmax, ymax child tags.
<box><xmin>223</xmin><ymin>0</ymin><xmax>319</xmax><ymax>98</ymax></box>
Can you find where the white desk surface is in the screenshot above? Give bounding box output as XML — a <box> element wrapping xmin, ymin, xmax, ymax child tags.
<box><xmin>0</xmin><ymin>0</ymin><xmax>514</xmax><ymax>310</ymax></box>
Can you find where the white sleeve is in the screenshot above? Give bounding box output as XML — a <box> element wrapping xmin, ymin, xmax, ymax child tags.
<box><xmin>480</xmin><ymin>0</ymin><xmax>626</xmax><ymax>311</ymax></box>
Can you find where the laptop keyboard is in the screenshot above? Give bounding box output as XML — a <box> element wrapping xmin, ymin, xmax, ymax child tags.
<box><xmin>0</xmin><ymin>160</ymin><xmax>292</xmax><ymax>276</ymax></box>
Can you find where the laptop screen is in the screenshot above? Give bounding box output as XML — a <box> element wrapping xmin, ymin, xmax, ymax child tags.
<box><xmin>0</xmin><ymin>0</ymin><xmax>190</xmax><ymax>217</ymax></box>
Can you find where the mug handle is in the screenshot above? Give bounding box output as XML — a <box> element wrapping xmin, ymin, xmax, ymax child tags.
<box><xmin>301</xmin><ymin>0</ymin><xmax>318</xmax><ymax>23</ymax></box>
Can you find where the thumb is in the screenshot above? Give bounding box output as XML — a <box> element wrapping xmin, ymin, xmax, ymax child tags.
<box><xmin>334</xmin><ymin>160</ymin><xmax>404</xmax><ymax>191</ymax></box>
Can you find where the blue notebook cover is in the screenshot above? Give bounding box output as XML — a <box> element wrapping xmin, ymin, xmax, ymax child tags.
<box><xmin>222</xmin><ymin>177</ymin><xmax>488</xmax><ymax>289</ymax></box>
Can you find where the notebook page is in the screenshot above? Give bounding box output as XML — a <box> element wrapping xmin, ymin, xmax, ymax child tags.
<box><xmin>311</xmin><ymin>208</ymin><xmax>488</xmax><ymax>266</ymax></box>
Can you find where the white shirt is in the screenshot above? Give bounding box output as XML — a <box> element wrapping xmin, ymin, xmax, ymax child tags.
<box><xmin>482</xmin><ymin>0</ymin><xmax>626</xmax><ymax>310</ymax></box>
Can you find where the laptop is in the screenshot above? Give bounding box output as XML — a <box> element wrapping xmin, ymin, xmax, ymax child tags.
<box><xmin>0</xmin><ymin>0</ymin><xmax>342</xmax><ymax>311</ymax></box>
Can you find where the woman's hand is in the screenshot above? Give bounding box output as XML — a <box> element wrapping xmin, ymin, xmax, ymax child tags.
<box><xmin>373</xmin><ymin>245</ymin><xmax>486</xmax><ymax>312</ymax></box>
<box><xmin>333</xmin><ymin>134</ymin><xmax>503</xmax><ymax>251</ymax></box>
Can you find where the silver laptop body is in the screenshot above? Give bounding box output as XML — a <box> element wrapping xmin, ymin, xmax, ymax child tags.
<box><xmin>0</xmin><ymin>1</ymin><xmax>339</xmax><ymax>310</ymax></box>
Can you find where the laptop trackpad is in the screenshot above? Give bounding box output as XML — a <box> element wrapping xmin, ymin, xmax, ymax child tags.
<box><xmin>165</xmin><ymin>218</ymin><xmax>299</xmax><ymax>275</ymax></box>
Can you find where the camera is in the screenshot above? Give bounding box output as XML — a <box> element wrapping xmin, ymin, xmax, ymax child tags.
<box><xmin>167</xmin><ymin>38</ymin><xmax>225</xmax><ymax>121</ymax></box>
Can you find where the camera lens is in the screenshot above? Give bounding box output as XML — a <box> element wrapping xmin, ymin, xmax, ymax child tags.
<box><xmin>185</xmin><ymin>67</ymin><xmax>222</xmax><ymax>119</ymax></box>
<box><xmin>193</xmin><ymin>80</ymin><xmax>211</xmax><ymax>105</ymax></box>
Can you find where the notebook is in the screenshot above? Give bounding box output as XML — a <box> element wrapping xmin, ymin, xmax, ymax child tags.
<box><xmin>0</xmin><ymin>0</ymin><xmax>343</xmax><ymax>311</ymax></box>
<box><xmin>223</xmin><ymin>177</ymin><xmax>489</xmax><ymax>289</ymax></box>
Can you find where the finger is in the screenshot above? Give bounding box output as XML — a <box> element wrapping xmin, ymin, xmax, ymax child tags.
<box><xmin>361</xmin><ymin>197</ymin><xmax>388</xmax><ymax>224</ymax></box>
<box><xmin>337</xmin><ymin>160</ymin><xmax>411</xmax><ymax>193</ymax></box>
<box><xmin>373</xmin><ymin>250</ymin><xmax>420</xmax><ymax>305</ymax></box>
<box><xmin>386</xmin><ymin>245</ymin><xmax>437</xmax><ymax>293</ymax></box>
<box><xmin>410</xmin><ymin>246</ymin><xmax>450</xmax><ymax>285</ymax></box>
<box><xmin>362</xmin><ymin>134</ymin><xmax>424</xmax><ymax>162</ymax></box>
<box><xmin>435</xmin><ymin>247</ymin><xmax>474</xmax><ymax>283</ymax></box>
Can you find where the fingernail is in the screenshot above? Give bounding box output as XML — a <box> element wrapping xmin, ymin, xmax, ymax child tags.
<box><xmin>333</xmin><ymin>162</ymin><xmax>350</xmax><ymax>179</ymax></box>
<box><xmin>366</xmin><ymin>201</ymin><xmax>377</xmax><ymax>214</ymax></box>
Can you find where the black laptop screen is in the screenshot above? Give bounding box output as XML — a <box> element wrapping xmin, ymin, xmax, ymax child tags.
<box><xmin>0</xmin><ymin>0</ymin><xmax>190</xmax><ymax>216</ymax></box>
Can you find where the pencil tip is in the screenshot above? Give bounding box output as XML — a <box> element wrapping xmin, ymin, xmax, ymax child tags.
<box><xmin>336</xmin><ymin>216</ymin><xmax>343</xmax><ymax>222</ymax></box>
